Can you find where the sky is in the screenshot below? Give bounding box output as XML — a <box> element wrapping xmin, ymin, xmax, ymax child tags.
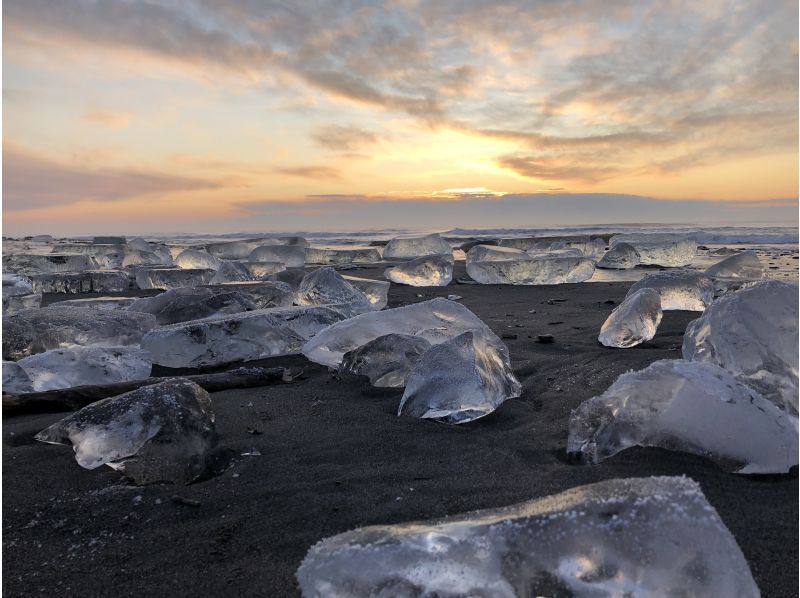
<box><xmin>3</xmin><ymin>0</ymin><xmax>798</xmax><ymax>235</ymax></box>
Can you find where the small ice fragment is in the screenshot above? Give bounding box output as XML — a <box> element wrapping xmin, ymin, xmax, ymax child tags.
<box><xmin>626</xmin><ymin>270</ymin><xmax>714</xmax><ymax>311</ymax></box>
<box><xmin>447</xmin><ymin>294</ymin><xmax>462</xmax><ymax>301</ymax></box>
<box><xmin>382</xmin><ymin>233</ymin><xmax>453</xmax><ymax>259</ymax></box>
<box><xmin>339</xmin><ymin>334</ymin><xmax>431</xmax><ymax>387</ymax></box>
<box><xmin>598</xmin><ymin>288</ymin><xmax>662</xmax><ymax>348</ymax></box>
<box><xmin>294</xmin><ymin>267</ymin><xmax>374</xmax><ymax>317</ymax></box>
<box><xmin>18</xmin><ymin>347</ymin><xmax>152</xmax><ymax>391</ymax></box>
<box><xmin>384</xmin><ymin>255</ymin><xmax>453</xmax><ymax>287</ymax></box>
<box><xmin>596</xmin><ymin>242</ymin><xmax>641</xmax><ymax>269</ymax></box>
<box><xmin>3</xmin><ymin>360</ymin><xmax>34</xmax><ymax>393</ymax></box>
<box><xmin>467</xmin><ymin>257</ymin><xmax>595</xmax><ymax>285</ymax></box>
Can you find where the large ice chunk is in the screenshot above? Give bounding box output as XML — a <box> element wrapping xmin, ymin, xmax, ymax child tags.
<box><xmin>18</xmin><ymin>347</ymin><xmax>152</xmax><ymax>391</ymax></box>
<box><xmin>174</xmin><ymin>249</ymin><xmax>222</xmax><ymax>270</ymax></box>
<box><xmin>705</xmin><ymin>250</ymin><xmax>764</xmax><ymax>280</ymax></box>
<box><xmin>610</xmin><ymin>234</ymin><xmax>696</xmax><ymax>267</ymax></box>
<box><xmin>3</xmin><ymin>273</ymin><xmax>41</xmax><ymax>314</ymax></box>
<box><xmin>294</xmin><ymin>267</ymin><xmax>374</xmax><ymax>317</ymax></box>
<box><xmin>498</xmin><ymin>235</ymin><xmax>605</xmax><ymax>257</ymax></box>
<box><xmin>206</xmin><ymin>237</ymin><xmax>307</xmax><ymax>259</ymax></box>
<box><xmin>248</xmin><ymin>245</ymin><xmax>306</xmax><ymax>267</ymax></box>
<box><xmin>342</xmin><ymin>276</ymin><xmax>389</xmax><ymax>310</ymax></box>
<box><xmin>30</xmin><ymin>271</ymin><xmax>131</xmax><ymax>294</ymax></box>
<box><xmin>126</xmin><ymin>238</ymin><xmax>173</xmax><ymax>264</ymax></box>
<box><xmin>467</xmin><ymin>257</ymin><xmax>595</xmax><ymax>285</ymax></box>
<box><xmin>302</xmin><ymin>297</ymin><xmax>501</xmax><ymax>368</ymax></box>
<box><xmin>51</xmin><ymin>243</ymin><xmax>125</xmax><ymax>269</ymax></box>
<box><xmin>466</xmin><ymin>245</ymin><xmax>532</xmax><ymax>262</ymax></box>
<box><xmin>208</xmin><ymin>261</ymin><xmax>254</xmax><ymax>284</ymax></box>
<box><xmin>339</xmin><ymin>334</ymin><xmax>431</xmax><ymax>387</ymax></box>
<box><xmin>683</xmin><ymin>279</ymin><xmax>798</xmax><ymax>414</ymax></box>
<box><xmin>596</xmin><ymin>242</ymin><xmax>641</xmax><ymax>269</ymax></box>
<box><xmin>212</xmin><ymin>281</ymin><xmax>294</xmax><ymax>309</ymax></box>
<box><xmin>267</xmin><ymin>268</ymin><xmax>308</xmax><ymax>289</ymax></box>
<box><xmin>568</xmin><ymin>359</ymin><xmax>798</xmax><ymax>473</ymax></box>
<box><xmin>135</xmin><ymin>267</ymin><xmax>214</xmax><ymax>290</ymax></box>
<box><xmin>129</xmin><ymin>287</ymin><xmax>257</xmax><ymax>325</ymax></box>
<box><xmin>398</xmin><ymin>330</ymin><xmax>521</xmax><ymax>423</ymax></box>
<box><xmin>121</xmin><ymin>248</ymin><xmax>171</xmax><ymax>268</ymax></box>
<box><xmin>142</xmin><ymin>306</ymin><xmax>345</xmax><ymax>368</ymax></box>
<box><xmin>3</xmin><ymin>360</ymin><xmax>34</xmax><ymax>393</ymax></box>
<box><xmin>3</xmin><ymin>273</ymin><xmax>33</xmax><ymax>297</ymax></box>
<box><xmin>3</xmin><ymin>253</ymin><xmax>96</xmax><ymax>275</ymax></box>
<box><xmin>35</xmin><ymin>379</ymin><xmax>216</xmax><ymax>485</ymax></box>
<box><xmin>305</xmin><ymin>247</ymin><xmax>381</xmax><ymax>265</ymax></box>
<box><xmin>626</xmin><ymin>270</ymin><xmax>714</xmax><ymax>311</ymax></box>
<box><xmin>598</xmin><ymin>288</ymin><xmax>662</xmax><ymax>348</ymax></box>
<box><xmin>384</xmin><ymin>255</ymin><xmax>453</xmax><ymax>287</ymax></box>
<box><xmin>382</xmin><ymin>233</ymin><xmax>452</xmax><ymax>259</ymax></box>
<box><xmin>297</xmin><ymin>476</ymin><xmax>759</xmax><ymax>598</ymax></box>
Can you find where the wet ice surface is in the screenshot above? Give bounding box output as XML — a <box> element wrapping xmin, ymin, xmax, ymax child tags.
<box><xmin>247</xmin><ymin>244</ymin><xmax>306</xmax><ymax>267</ymax></box>
<box><xmin>304</xmin><ymin>247</ymin><xmax>382</xmax><ymax>265</ymax></box>
<box><xmin>3</xmin><ymin>253</ymin><xmax>97</xmax><ymax>275</ymax></box>
<box><xmin>341</xmin><ymin>276</ymin><xmax>390</xmax><ymax>310</ymax></box>
<box><xmin>294</xmin><ymin>267</ymin><xmax>374</xmax><ymax>317</ymax></box>
<box><xmin>30</xmin><ymin>271</ymin><xmax>131</xmax><ymax>294</ymax></box>
<box><xmin>465</xmin><ymin>244</ymin><xmax>532</xmax><ymax>262</ymax></box>
<box><xmin>596</xmin><ymin>242</ymin><xmax>640</xmax><ymax>269</ymax></box>
<box><xmin>339</xmin><ymin>334</ymin><xmax>431</xmax><ymax>388</ymax></box>
<box><xmin>626</xmin><ymin>270</ymin><xmax>714</xmax><ymax>311</ymax></box>
<box><xmin>35</xmin><ymin>379</ymin><xmax>217</xmax><ymax>485</ymax></box>
<box><xmin>683</xmin><ymin>279</ymin><xmax>799</xmax><ymax>415</ymax></box>
<box><xmin>568</xmin><ymin>359</ymin><xmax>798</xmax><ymax>474</ymax></box>
<box><xmin>609</xmin><ymin>234</ymin><xmax>697</xmax><ymax>267</ymax></box>
<box><xmin>382</xmin><ymin>233</ymin><xmax>453</xmax><ymax>259</ymax></box>
<box><xmin>17</xmin><ymin>346</ymin><xmax>152</xmax><ymax>391</ymax></box>
<box><xmin>174</xmin><ymin>248</ymin><xmax>222</xmax><ymax>270</ymax></box>
<box><xmin>297</xmin><ymin>476</ymin><xmax>759</xmax><ymax>598</ymax></box>
<box><xmin>398</xmin><ymin>330</ymin><xmax>521</xmax><ymax>424</ymax></box>
<box><xmin>497</xmin><ymin>235</ymin><xmax>605</xmax><ymax>257</ymax></box>
<box><xmin>705</xmin><ymin>250</ymin><xmax>765</xmax><ymax>280</ymax></box>
<box><xmin>135</xmin><ymin>267</ymin><xmax>215</xmax><ymax>290</ymax></box>
<box><xmin>598</xmin><ymin>288</ymin><xmax>663</xmax><ymax>348</ymax></box>
<box><xmin>467</xmin><ymin>257</ymin><xmax>595</xmax><ymax>285</ymax></box>
<box><xmin>2</xmin><ymin>360</ymin><xmax>34</xmax><ymax>393</ymax></box>
<box><xmin>129</xmin><ymin>287</ymin><xmax>255</xmax><ymax>324</ymax></box>
<box><xmin>384</xmin><ymin>255</ymin><xmax>454</xmax><ymax>287</ymax></box>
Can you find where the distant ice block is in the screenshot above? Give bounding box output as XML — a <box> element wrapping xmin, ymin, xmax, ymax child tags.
<box><xmin>3</xmin><ymin>253</ymin><xmax>96</xmax><ymax>275</ymax></box>
<box><xmin>3</xmin><ymin>307</ymin><xmax>156</xmax><ymax>357</ymax></box>
<box><xmin>399</xmin><ymin>330</ymin><xmax>521</xmax><ymax>423</ymax></box>
<box><xmin>498</xmin><ymin>235</ymin><xmax>605</xmax><ymax>257</ymax></box>
<box><xmin>302</xmin><ymin>297</ymin><xmax>502</xmax><ymax>368</ymax></box>
<box><xmin>30</xmin><ymin>271</ymin><xmax>131</xmax><ymax>294</ymax></box>
<box><xmin>598</xmin><ymin>288</ymin><xmax>662</xmax><ymax>348</ymax></box>
<box><xmin>626</xmin><ymin>270</ymin><xmax>714</xmax><ymax>311</ymax></box>
<box><xmin>174</xmin><ymin>249</ymin><xmax>222</xmax><ymax>270</ymax></box>
<box><xmin>705</xmin><ymin>250</ymin><xmax>764</xmax><ymax>280</ymax></box>
<box><xmin>382</xmin><ymin>233</ymin><xmax>452</xmax><ymax>259</ymax></box>
<box><xmin>294</xmin><ymin>267</ymin><xmax>374</xmax><ymax>317</ymax></box>
<box><xmin>35</xmin><ymin>379</ymin><xmax>216</xmax><ymax>485</ymax></box>
<box><xmin>31</xmin><ymin>234</ymin><xmax>54</xmax><ymax>243</ymax></box>
<box><xmin>18</xmin><ymin>346</ymin><xmax>152</xmax><ymax>391</ymax></box>
<box><xmin>683</xmin><ymin>279</ymin><xmax>798</xmax><ymax>415</ymax></box>
<box><xmin>126</xmin><ymin>239</ymin><xmax>173</xmax><ymax>264</ymax></box>
<box><xmin>50</xmin><ymin>297</ymin><xmax>137</xmax><ymax>310</ymax></box>
<box><xmin>342</xmin><ymin>276</ymin><xmax>390</xmax><ymax>310</ymax></box>
<box><xmin>51</xmin><ymin>243</ymin><xmax>125</xmax><ymax>269</ymax></box>
<box><xmin>297</xmin><ymin>476</ymin><xmax>759</xmax><ymax>598</ymax></box>
<box><xmin>305</xmin><ymin>247</ymin><xmax>382</xmax><ymax>265</ymax></box>
<box><xmin>610</xmin><ymin>234</ymin><xmax>696</xmax><ymax>267</ymax></box>
<box><xmin>135</xmin><ymin>267</ymin><xmax>215</xmax><ymax>290</ymax></box>
<box><xmin>339</xmin><ymin>334</ymin><xmax>431</xmax><ymax>387</ymax></box>
<box><xmin>206</xmin><ymin>237</ymin><xmax>307</xmax><ymax>259</ymax></box>
<box><xmin>568</xmin><ymin>359</ymin><xmax>798</xmax><ymax>473</ymax></box>
<box><xmin>467</xmin><ymin>257</ymin><xmax>595</xmax><ymax>285</ymax></box>
<box><xmin>248</xmin><ymin>245</ymin><xmax>306</xmax><ymax>267</ymax></box>
<box><xmin>129</xmin><ymin>287</ymin><xmax>257</xmax><ymax>325</ymax></box>
<box><xmin>3</xmin><ymin>360</ymin><xmax>34</xmax><ymax>393</ymax></box>
<box><xmin>596</xmin><ymin>242</ymin><xmax>641</xmax><ymax>269</ymax></box>
<box><xmin>142</xmin><ymin>306</ymin><xmax>345</xmax><ymax>368</ymax></box>
<box><xmin>3</xmin><ymin>293</ymin><xmax>42</xmax><ymax>315</ymax></box>
<box><xmin>384</xmin><ymin>255</ymin><xmax>453</xmax><ymax>287</ymax></box>
<box><xmin>466</xmin><ymin>245</ymin><xmax>532</xmax><ymax>262</ymax></box>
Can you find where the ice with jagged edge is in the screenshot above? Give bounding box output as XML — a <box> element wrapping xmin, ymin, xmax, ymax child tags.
<box><xmin>51</xmin><ymin>243</ymin><xmax>126</xmax><ymax>269</ymax></box>
<box><xmin>683</xmin><ymin>279</ymin><xmax>798</xmax><ymax>415</ymax></box>
<box><xmin>213</xmin><ymin>281</ymin><xmax>294</xmax><ymax>309</ymax></box>
<box><xmin>382</xmin><ymin>233</ymin><xmax>453</xmax><ymax>259</ymax></box>
<box><xmin>3</xmin><ymin>253</ymin><xmax>96</xmax><ymax>275</ymax></box>
<box><xmin>136</xmin><ymin>267</ymin><xmax>215</xmax><ymax>290</ymax></box>
<box><xmin>35</xmin><ymin>379</ymin><xmax>216</xmax><ymax>485</ymax></box>
<box><xmin>248</xmin><ymin>244</ymin><xmax>306</xmax><ymax>267</ymax></box>
<box><xmin>610</xmin><ymin>234</ymin><xmax>697</xmax><ymax>267</ymax></box>
<box><xmin>467</xmin><ymin>257</ymin><xmax>595</xmax><ymax>285</ymax></box>
<box><xmin>626</xmin><ymin>270</ymin><xmax>714</xmax><ymax>311</ymax></box>
<box><xmin>50</xmin><ymin>297</ymin><xmax>137</xmax><ymax>310</ymax></box>
<box><xmin>30</xmin><ymin>271</ymin><xmax>131</xmax><ymax>294</ymax></box>
<box><xmin>174</xmin><ymin>248</ymin><xmax>222</xmax><ymax>270</ymax></box>
<box><xmin>599</xmin><ymin>288</ymin><xmax>662</xmax><ymax>348</ymax></box>
<box><xmin>304</xmin><ymin>247</ymin><xmax>382</xmax><ymax>265</ymax></box>
<box><xmin>296</xmin><ymin>476</ymin><xmax>759</xmax><ymax>598</ymax></box>
<box><xmin>568</xmin><ymin>359</ymin><xmax>798</xmax><ymax>473</ymax></box>
<box><xmin>129</xmin><ymin>287</ymin><xmax>254</xmax><ymax>324</ymax></box>
<box><xmin>303</xmin><ymin>297</ymin><xmax>503</xmax><ymax>368</ymax></box>
<box><xmin>142</xmin><ymin>305</ymin><xmax>345</xmax><ymax>368</ymax></box>
<box><xmin>384</xmin><ymin>255</ymin><xmax>454</xmax><ymax>287</ymax></box>
<box><xmin>398</xmin><ymin>330</ymin><xmax>521</xmax><ymax>424</ymax></box>
<box><xmin>126</xmin><ymin>239</ymin><xmax>173</xmax><ymax>264</ymax></box>
<box><xmin>466</xmin><ymin>245</ymin><xmax>532</xmax><ymax>262</ymax></box>
<box><xmin>3</xmin><ymin>360</ymin><xmax>34</xmax><ymax>393</ymax></box>
<box><xmin>209</xmin><ymin>261</ymin><xmax>255</xmax><ymax>284</ymax></box>
<box><xmin>597</xmin><ymin>242</ymin><xmax>641</xmax><ymax>269</ymax></box>
<box><xmin>121</xmin><ymin>248</ymin><xmax>172</xmax><ymax>268</ymax></box>
<box><xmin>18</xmin><ymin>346</ymin><xmax>152</xmax><ymax>392</ymax></box>
<box><xmin>342</xmin><ymin>276</ymin><xmax>389</xmax><ymax>310</ymax></box>
<box><xmin>294</xmin><ymin>267</ymin><xmax>374</xmax><ymax>317</ymax></box>
<box><xmin>339</xmin><ymin>334</ymin><xmax>431</xmax><ymax>388</ymax></box>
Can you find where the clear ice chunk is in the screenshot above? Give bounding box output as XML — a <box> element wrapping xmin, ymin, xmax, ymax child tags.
<box><xmin>211</xmin><ymin>281</ymin><xmax>294</xmax><ymax>309</ymax></box>
<box><xmin>239</xmin><ymin>261</ymin><xmax>286</xmax><ymax>279</ymax></box>
<box><xmin>382</xmin><ymin>233</ymin><xmax>453</xmax><ymax>259</ymax></box>
<box><xmin>49</xmin><ymin>297</ymin><xmax>137</xmax><ymax>310</ymax></box>
<box><xmin>208</xmin><ymin>261</ymin><xmax>254</xmax><ymax>284</ymax></box>
<box><xmin>296</xmin><ymin>476</ymin><xmax>759</xmax><ymax>598</ymax></box>
<box><xmin>683</xmin><ymin>279</ymin><xmax>798</xmax><ymax>415</ymax></box>
<box><xmin>467</xmin><ymin>257</ymin><xmax>595</xmax><ymax>285</ymax></box>
<box><xmin>18</xmin><ymin>346</ymin><xmax>152</xmax><ymax>391</ymax></box>
<box><xmin>30</xmin><ymin>271</ymin><xmax>131</xmax><ymax>294</ymax></box>
<box><xmin>384</xmin><ymin>255</ymin><xmax>454</xmax><ymax>287</ymax></box>
<box><xmin>568</xmin><ymin>359</ymin><xmax>798</xmax><ymax>473</ymax></box>
<box><xmin>466</xmin><ymin>245</ymin><xmax>532</xmax><ymax>262</ymax></box>
<box><xmin>398</xmin><ymin>330</ymin><xmax>521</xmax><ymax>423</ymax></box>
<box><xmin>35</xmin><ymin>378</ymin><xmax>216</xmax><ymax>485</ymax></box>
<box><xmin>341</xmin><ymin>276</ymin><xmax>390</xmax><ymax>310</ymax></box>
<box><xmin>304</xmin><ymin>247</ymin><xmax>382</xmax><ymax>265</ymax></box>
<box><xmin>302</xmin><ymin>297</ymin><xmax>503</xmax><ymax>368</ymax></box>
<box><xmin>598</xmin><ymin>288</ymin><xmax>662</xmax><ymax>348</ymax></box>
<box><xmin>596</xmin><ymin>242</ymin><xmax>641</xmax><ymax>269</ymax></box>
<box><xmin>3</xmin><ymin>360</ymin><xmax>34</xmax><ymax>393</ymax></box>
<box><xmin>610</xmin><ymin>234</ymin><xmax>696</xmax><ymax>267</ymax></box>
<box><xmin>294</xmin><ymin>267</ymin><xmax>374</xmax><ymax>317</ymax></box>
<box><xmin>141</xmin><ymin>306</ymin><xmax>345</xmax><ymax>368</ymax></box>
<box><xmin>626</xmin><ymin>270</ymin><xmax>714</xmax><ymax>311</ymax></box>
<box><xmin>135</xmin><ymin>267</ymin><xmax>215</xmax><ymax>290</ymax></box>
<box><xmin>704</xmin><ymin>250</ymin><xmax>764</xmax><ymax>280</ymax></box>
<box><xmin>51</xmin><ymin>243</ymin><xmax>125</xmax><ymax>269</ymax></box>
<box><xmin>248</xmin><ymin>245</ymin><xmax>306</xmax><ymax>267</ymax></box>
<box><xmin>3</xmin><ymin>253</ymin><xmax>96</xmax><ymax>275</ymax></box>
<box><xmin>339</xmin><ymin>334</ymin><xmax>431</xmax><ymax>387</ymax></box>
<box><xmin>498</xmin><ymin>235</ymin><xmax>605</xmax><ymax>257</ymax></box>
<box><xmin>206</xmin><ymin>237</ymin><xmax>307</xmax><ymax>259</ymax></box>
<box><xmin>129</xmin><ymin>287</ymin><xmax>257</xmax><ymax>325</ymax></box>
<box><xmin>267</xmin><ymin>268</ymin><xmax>308</xmax><ymax>289</ymax></box>
<box><xmin>174</xmin><ymin>248</ymin><xmax>222</xmax><ymax>270</ymax></box>
<box><xmin>121</xmin><ymin>248</ymin><xmax>171</xmax><ymax>267</ymax></box>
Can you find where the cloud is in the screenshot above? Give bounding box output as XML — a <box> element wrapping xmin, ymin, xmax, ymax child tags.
<box><xmin>311</xmin><ymin>124</ymin><xmax>380</xmax><ymax>151</ymax></box>
<box><xmin>275</xmin><ymin>165</ymin><xmax>343</xmax><ymax>181</ymax></box>
<box><xmin>84</xmin><ymin>110</ymin><xmax>132</xmax><ymax>128</ymax></box>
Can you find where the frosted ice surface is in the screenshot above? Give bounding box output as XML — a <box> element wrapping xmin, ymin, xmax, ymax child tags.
<box><xmin>305</xmin><ymin>247</ymin><xmax>382</xmax><ymax>265</ymax></box>
<box><xmin>30</xmin><ymin>271</ymin><xmax>131</xmax><ymax>294</ymax></box>
<box><xmin>18</xmin><ymin>346</ymin><xmax>152</xmax><ymax>391</ymax></box>
<box><xmin>302</xmin><ymin>297</ymin><xmax>503</xmax><ymax>368</ymax></box>
<box><xmin>467</xmin><ymin>257</ymin><xmax>595</xmax><ymax>285</ymax></box>
<box><xmin>610</xmin><ymin>234</ymin><xmax>696</xmax><ymax>267</ymax></box>
<box><xmin>339</xmin><ymin>334</ymin><xmax>431</xmax><ymax>387</ymax></box>
<box><xmin>209</xmin><ymin>261</ymin><xmax>254</xmax><ymax>284</ymax></box>
<box><xmin>121</xmin><ymin>248</ymin><xmax>172</xmax><ymax>268</ymax></box>
<box><xmin>341</xmin><ymin>276</ymin><xmax>390</xmax><ymax>310</ymax></box>
<box><xmin>136</xmin><ymin>267</ymin><xmax>215</xmax><ymax>290</ymax></box>
<box><xmin>568</xmin><ymin>360</ymin><xmax>797</xmax><ymax>473</ymax></box>
<box><xmin>384</xmin><ymin>255</ymin><xmax>454</xmax><ymax>287</ymax></box>
<box><xmin>50</xmin><ymin>297</ymin><xmax>137</xmax><ymax>310</ymax></box>
<box><xmin>498</xmin><ymin>236</ymin><xmax>605</xmax><ymax>257</ymax></box>
<box><xmin>626</xmin><ymin>271</ymin><xmax>714</xmax><ymax>311</ymax></box>
<box><xmin>705</xmin><ymin>250</ymin><xmax>764</xmax><ymax>280</ymax></box>
<box><xmin>142</xmin><ymin>306</ymin><xmax>345</xmax><ymax>368</ymax></box>
<box><xmin>3</xmin><ymin>360</ymin><xmax>34</xmax><ymax>393</ymax></box>
<box><xmin>126</xmin><ymin>240</ymin><xmax>173</xmax><ymax>264</ymax></box>
<box><xmin>239</xmin><ymin>261</ymin><xmax>287</xmax><ymax>279</ymax></box>
<box><xmin>297</xmin><ymin>476</ymin><xmax>759</xmax><ymax>598</ymax></box>
<box><xmin>129</xmin><ymin>287</ymin><xmax>257</xmax><ymax>325</ymax></box>
<box><xmin>51</xmin><ymin>244</ymin><xmax>125</xmax><ymax>269</ymax></box>
<box><xmin>248</xmin><ymin>245</ymin><xmax>306</xmax><ymax>267</ymax></box>
<box><xmin>598</xmin><ymin>288</ymin><xmax>662</xmax><ymax>348</ymax></box>
<box><xmin>174</xmin><ymin>249</ymin><xmax>222</xmax><ymax>270</ymax></box>
<box><xmin>4</xmin><ymin>253</ymin><xmax>96</xmax><ymax>275</ymax></box>
<box><xmin>596</xmin><ymin>242</ymin><xmax>641</xmax><ymax>269</ymax></box>
<box><xmin>213</xmin><ymin>281</ymin><xmax>294</xmax><ymax>309</ymax></box>
<box><xmin>466</xmin><ymin>245</ymin><xmax>532</xmax><ymax>262</ymax></box>
<box><xmin>294</xmin><ymin>267</ymin><xmax>374</xmax><ymax>317</ymax></box>
<box><xmin>382</xmin><ymin>233</ymin><xmax>453</xmax><ymax>259</ymax></box>
<box><xmin>206</xmin><ymin>237</ymin><xmax>307</xmax><ymax>259</ymax></box>
<box><xmin>35</xmin><ymin>379</ymin><xmax>216</xmax><ymax>485</ymax></box>
<box><xmin>683</xmin><ymin>279</ymin><xmax>798</xmax><ymax>415</ymax></box>
<box><xmin>398</xmin><ymin>330</ymin><xmax>521</xmax><ymax>424</ymax></box>
<box><xmin>3</xmin><ymin>293</ymin><xmax>42</xmax><ymax>315</ymax></box>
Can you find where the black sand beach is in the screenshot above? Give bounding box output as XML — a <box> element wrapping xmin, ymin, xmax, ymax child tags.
<box><xmin>3</xmin><ymin>264</ymin><xmax>797</xmax><ymax>597</ymax></box>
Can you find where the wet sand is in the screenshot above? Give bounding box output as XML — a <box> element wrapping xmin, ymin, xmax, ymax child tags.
<box><xmin>4</xmin><ymin>264</ymin><xmax>797</xmax><ymax>597</ymax></box>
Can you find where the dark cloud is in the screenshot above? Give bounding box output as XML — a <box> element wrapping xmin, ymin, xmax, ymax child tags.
<box><xmin>275</xmin><ymin>165</ymin><xmax>343</xmax><ymax>181</ymax></box>
<box><xmin>311</xmin><ymin>125</ymin><xmax>380</xmax><ymax>151</ymax></box>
